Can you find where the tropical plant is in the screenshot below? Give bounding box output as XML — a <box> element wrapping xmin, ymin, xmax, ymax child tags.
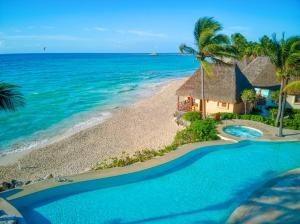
<box><xmin>262</xmin><ymin>33</ymin><xmax>300</xmax><ymax>136</ymax></box>
<box><xmin>283</xmin><ymin>80</ymin><xmax>300</xmax><ymax>95</ymax></box>
<box><xmin>179</xmin><ymin>17</ymin><xmax>236</xmax><ymax>118</ymax></box>
<box><xmin>259</xmin><ymin>35</ymin><xmax>273</xmax><ymax>55</ymax></box>
<box><xmin>269</xmin><ymin>108</ymin><xmax>278</xmax><ymax>120</ymax></box>
<box><xmin>244</xmin><ymin>42</ymin><xmax>262</xmax><ymax>60</ymax></box>
<box><xmin>182</xmin><ymin>111</ymin><xmax>201</xmax><ymax>122</ymax></box>
<box><xmin>231</xmin><ymin>33</ymin><xmax>248</xmax><ymax>60</ymax></box>
<box><xmin>241</xmin><ymin>89</ymin><xmax>256</xmax><ymax>114</ymax></box>
<box><xmin>271</xmin><ymin>90</ymin><xmax>280</xmax><ymax>104</ymax></box>
<box><xmin>0</xmin><ymin>82</ymin><xmax>24</xmax><ymax>111</ymax></box>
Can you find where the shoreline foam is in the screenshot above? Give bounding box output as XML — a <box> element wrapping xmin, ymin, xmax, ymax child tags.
<box><xmin>0</xmin><ymin>76</ymin><xmax>184</xmax><ymax>162</ymax></box>
<box><xmin>0</xmin><ymin>78</ymin><xmax>187</xmax><ymax>181</ymax></box>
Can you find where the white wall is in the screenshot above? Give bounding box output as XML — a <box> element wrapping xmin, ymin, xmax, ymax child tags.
<box><xmin>286</xmin><ymin>95</ymin><xmax>300</xmax><ymax>109</ymax></box>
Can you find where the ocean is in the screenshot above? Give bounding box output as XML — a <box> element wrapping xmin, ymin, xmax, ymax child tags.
<box><xmin>0</xmin><ymin>53</ymin><xmax>198</xmax><ymax>154</ymax></box>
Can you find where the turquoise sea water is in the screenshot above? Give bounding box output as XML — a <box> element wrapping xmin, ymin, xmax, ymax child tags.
<box><xmin>0</xmin><ymin>53</ymin><xmax>198</xmax><ymax>153</ymax></box>
<box><xmin>7</xmin><ymin>141</ymin><xmax>300</xmax><ymax>224</ymax></box>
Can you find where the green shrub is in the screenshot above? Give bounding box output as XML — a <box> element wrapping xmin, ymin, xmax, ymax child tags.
<box><xmin>284</xmin><ymin>114</ymin><xmax>300</xmax><ymax>130</ymax></box>
<box><xmin>173</xmin><ymin>129</ymin><xmax>194</xmax><ymax>145</ymax></box>
<box><xmin>220</xmin><ymin>110</ymin><xmax>300</xmax><ymax>131</ymax></box>
<box><xmin>189</xmin><ymin>119</ymin><xmax>219</xmax><ymax>141</ymax></box>
<box><xmin>271</xmin><ymin>90</ymin><xmax>280</xmax><ymax>104</ymax></box>
<box><xmin>293</xmin><ymin>109</ymin><xmax>300</xmax><ymax>114</ymax></box>
<box><xmin>173</xmin><ymin>119</ymin><xmax>219</xmax><ymax>145</ymax></box>
<box><xmin>269</xmin><ymin>108</ymin><xmax>278</xmax><ymax>120</ymax></box>
<box><xmin>182</xmin><ymin>112</ymin><xmax>201</xmax><ymax>122</ymax></box>
<box><xmin>94</xmin><ymin>117</ymin><xmax>221</xmax><ymax>170</ymax></box>
<box><xmin>220</xmin><ymin>112</ymin><xmax>238</xmax><ymax>119</ymax></box>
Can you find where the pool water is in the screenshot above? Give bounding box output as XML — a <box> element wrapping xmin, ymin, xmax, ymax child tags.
<box><xmin>223</xmin><ymin>125</ymin><xmax>263</xmax><ymax>138</ymax></box>
<box><xmin>7</xmin><ymin>141</ymin><xmax>300</xmax><ymax>224</ymax></box>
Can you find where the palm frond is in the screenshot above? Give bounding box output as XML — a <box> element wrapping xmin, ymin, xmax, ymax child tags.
<box><xmin>283</xmin><ymin>81</ymin><xmax>300</xmax><ymax>95</ymax></box>
<box><xmin>194</xmin><ymin>17</ymin><xmax>222</xmax><ymax>45</ymax></box>
<box><xmin>284</xmin><ymin>36</ymin><xmax>300</xmax><ymax>51</ymax></box>
<box><xmin>198</xmin><ymin>29</ymin><xmax>214</xmax><ymax>50</ymax></box>
<box><xmin>201</xmin><ymin>60</ymin><xmax>213</xmax><ymax>78</ymax></box>
<box><xmin>0</xmin><ymin>82</ymin><xmax>25</xmax><ymax>111</ymax></box>
<box><xmin>211</xmin><ymin>34</ymin><xmax>230</xmax><ymax>45</ymax></box>
<box><xmin>286</xmin><ymin>52</ymin><xmax>300</xmax><ymax>68</ymax></box>
<box><xmin>203</xmin><ymin>44</ymin><xmax>238</xmax><ymax>62</ymax></box>
<box><xmin>179</xmin><ymin>44</ymin><xmax>197</xmax><ymax>55</ymax></box>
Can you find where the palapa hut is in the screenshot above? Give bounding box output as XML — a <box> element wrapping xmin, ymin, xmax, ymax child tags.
<box><xmin>242</xmin><ymin>57</ymin><xmax>280</xmax><ymax>89</ymax></box>
<box><xmin>176</xmin><ymin>63</ymin><xmax>253</xmax><ymax>115</ymax></box>
<box><xmin>242</xmin><ymin>57</ymin><xmax>280</xmax><ymax>107</ymax></box>
<box><xmin>176</xmin><ymin>56</ymin><xmax>300</xmax><ymax>115</ymax></box>
<box><xmin>242</xmin><ymin>56</ymin><xmax>299</xmax><ymax>109</ymax></box>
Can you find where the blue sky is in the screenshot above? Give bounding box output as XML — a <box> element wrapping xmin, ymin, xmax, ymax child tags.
<box><xmin>0</xmin><ymin>0</ymin><xmax>300</xmax><ymax>53</ymax></box>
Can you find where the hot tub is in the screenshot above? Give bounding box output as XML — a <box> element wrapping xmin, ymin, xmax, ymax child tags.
<box><xmin>223</xmin><ymin>125</ymin><xmax>263</xmax><ymax>138</ymax></box>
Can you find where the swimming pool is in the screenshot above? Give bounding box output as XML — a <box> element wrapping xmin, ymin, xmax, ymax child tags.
<box><xmin>6</xmin><ymin>141</ymin><xmax>300</xmax><ymax>224</ymax></box>
<box><xmin>223</xmin><ymin>125</ymin><xmax>263</xmax><ymax>138</ymax></box>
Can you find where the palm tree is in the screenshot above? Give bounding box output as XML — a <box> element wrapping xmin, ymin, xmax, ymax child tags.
<box><xmin>244</xmin><ymin>42</ymin><xmax>263</xmax><ymax>60</ymax></box>
<box><xmin>179</xmin><ymin>17</ymin><xmax>236</xmax><ymax>118</ymax></box>
<box><xmin>231</xmin><ymin>33</ymin><xmax>248</xmax><ymax>60</ymax></box>
<box><xmin>263</xmin><ymin>33</ymin><xmax>300</xmax><ymax>136</ymax></box>
<box><xmin>0</xmin><ymin>82</ymin><xmax>25</xmax><ymax>111</ymax></box>
<box><xmin>241</xmin><ymin>89</ymin><xmax>256</xmax><ymax>115</ymax></box>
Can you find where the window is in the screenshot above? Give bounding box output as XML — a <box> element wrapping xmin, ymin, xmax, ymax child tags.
<box><xmin>295</xmin><ymin>95</ymin><xmax>300</xmax><ymax>104</ymax></box>
<box><xmin>217</xmin><ymin>101</ymin><xmax>228</xmax><ymax>108</ymax></box>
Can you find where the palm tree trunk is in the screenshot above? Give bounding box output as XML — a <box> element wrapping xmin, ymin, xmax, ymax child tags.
<box><xmin>278</xmin><ymin>92</ymin><xmax>287</xmax><ymax>137</ymax></box>
<box><xmin>200</xmin><ymin>65</ymin><xmax>205</xmax><ymax>119</ymax></box>
<box><xmin>278</xmin><ymin>79</ymin><xmax>288</xmax><ymax>137</ymax></box>
<box><xmin>275</xmin><ymin>79</ymin><xmax>284</xmax><ymax>127</ymax></box>
<box><xmin>244</xmin><ymin>102</ymin><xmax>247</xmax><ymax>115</ymax></box>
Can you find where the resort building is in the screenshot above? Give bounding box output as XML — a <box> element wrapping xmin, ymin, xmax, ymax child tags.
<box><xmin>286</xmin><ymin>77</ymin><xmax>300</xmax><ymax>109</ymax></box>
<box><xmin>176</xmin><ymin>64</ymin><xmax>253</xmax><ymax>115</ymax></box>
<box><xmin>242</xmin><ymin>57</ymin><xmax>280</xmax><ymax>107</ymax></box>
<box><xmin>176</xmin><ymin>56</ymin><xmax>299</xmax><ymax>115</ymax></box>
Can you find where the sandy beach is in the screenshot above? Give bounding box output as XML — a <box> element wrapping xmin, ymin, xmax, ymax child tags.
<box><xmin>0</xmin><ymin>78</ymin><xmax>186</xmax><ymax>182</ymax></box>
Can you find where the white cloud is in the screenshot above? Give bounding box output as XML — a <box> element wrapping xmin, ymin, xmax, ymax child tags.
<box><xmin>4</xmin><ymin>35</ymin><xmax>87</xmax><ymax>41</ymax></box>
<box><xmin>84</xmin><ymin>27</ymin><xmax>107</xmax><ymax>32</ymax></box>
<box><xmin>117</xmin><ymin>29</ymin><xmax>167</xmax><ymax>38</ymax></box>
<box><xmin>94</xmin><ymin>27</ymin><xmax>107</xmax><ymax>31</ymax></box>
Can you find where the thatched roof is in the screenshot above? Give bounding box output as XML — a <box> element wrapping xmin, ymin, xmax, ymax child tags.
<box><xmin>242</xmin><ymin>56</ymin><xmax>280</xmax><ymax>88</ymax></box>
<box><xmin>285</xmin><ymin>77</ymin><xmax>300</xmax><ymax>95</ymax></box>
<box><xmin>176</xmin><ymin>64</ymin><xmax>253</xmax><ymax>103</ymax></box>
<box><xmin>284</xmin><ymin>81</ymin><xmax>300</xmax><ymax>95</ymax></box>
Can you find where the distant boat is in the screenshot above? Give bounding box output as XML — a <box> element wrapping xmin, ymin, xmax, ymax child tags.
<box><xmin>149</xmin><ymin>52</ymin><xmax>158</xmax><ymax>56</ymax></box>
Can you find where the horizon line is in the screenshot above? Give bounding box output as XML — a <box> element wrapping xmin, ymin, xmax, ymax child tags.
<box><xmin>0</xmin><ymin>52</ymin><xmax>182</xmax><ymax>55</ymax></box>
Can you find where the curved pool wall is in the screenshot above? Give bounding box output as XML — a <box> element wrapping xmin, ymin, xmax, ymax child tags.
<box><xmin>223</xmin><ymin>125</ymin><xmax>263</xmax><ymax>138</ymax></box>
<box><xmin>6</xmin><ymin>141</ymin><xmax>300</xmax><ymax>224</ymax></box>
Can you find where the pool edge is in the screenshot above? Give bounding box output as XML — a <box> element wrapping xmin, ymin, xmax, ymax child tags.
<box><xmin>2</xmin><ymin>140</ymin><xmax>232</xmax><ymax>201</ymax></box>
